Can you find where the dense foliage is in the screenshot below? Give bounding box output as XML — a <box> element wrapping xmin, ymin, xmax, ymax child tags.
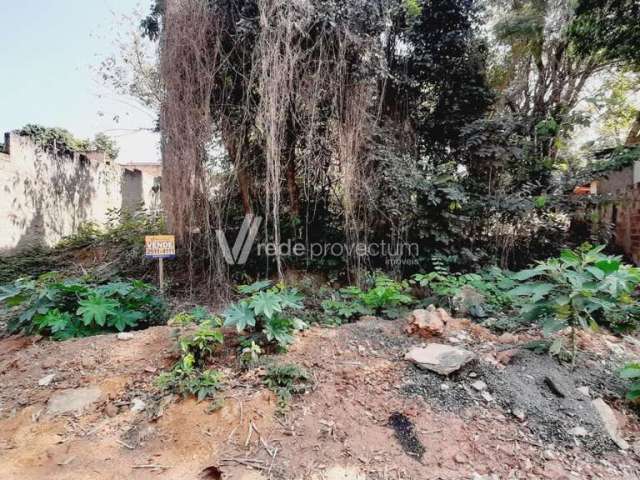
<box><xmin>0</xmin><ymin>276</ymin><xmax>166</xmax><ymax>340</ymax></box>
<box><xmin>136</xmin><ymin>0</ymin><xmax>640</xmax><ymax>285</ymax></box>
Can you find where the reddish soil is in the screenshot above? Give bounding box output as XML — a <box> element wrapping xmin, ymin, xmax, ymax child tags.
<box><xmin>0</xmin><ymin>318</ymin><xmax>639</xmax><ymax>479</ymax></box>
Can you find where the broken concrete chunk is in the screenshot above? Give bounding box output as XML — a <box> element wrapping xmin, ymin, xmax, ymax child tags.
<box><xmin>405</xmin><ymin>344</ymin><xmax>475</xmax><ymax>375</ymax></box>
<box><xmin>471</xmin><ymin>380</ymin><xmax>487</xmax><ymax>392</ymax></box>
<box><xmin>512</xmin><ymin>408</ymin><xmax>526</xmax><ymax>422</ymax></box>
<box><xmin>38</xmin><ymin>373</ymin><xmax>56</xmax><ymax>386</ymax></box>
<box><xmin>591</xmin><ymin>398</ymin><xmax>629</xmax><ymax>450</ymax></box>
<box><xmin>481</xmin><ymin>391</ymin><xmax>494</xmax><ymax>402</ymax></box>
<box><xmin>576</xmin><ymin>386</ymin><xmax>590</xmax><ymax>398</ymax></box>
<box><xmin>47</xmin><ymin>386</ymin><xmax>102</xmax><ymax>415</ymax></box>
<box><xmin>131</xmin><ymin>398</ymin><xmax>146</xmax><ymax>413</ymax></box>
<box><xmin>568</xmin><ymin>426</ymin><xmax>588</xmax><ymax>437</ymax></box>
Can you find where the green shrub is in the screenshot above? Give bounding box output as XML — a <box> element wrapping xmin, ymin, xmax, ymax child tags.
<box><xmin>156</xmin><ymin>357</ymin><xmax>224</xmax><ymax>402</ymax></box>
<box><xmin>322</xmin><ymin>275</ymin><xmax>413</xmax><ymax>322</ymax></box>
<box><xmin>178</xmin><ymin>320</ymin><xmax>224</xmax><ymax>366</ymax></box>
<box><xmin>620</xmin><ymin>363</ymin><xmax>640</xmax><ymax>402</ymax></box>
<box><xmin>169</xmin><ymin>306</ymin><xmax>220</xmax><ymax>326</ymax></box>
<box><xmin>412</xmin><ymin>267</ymin><xmax>514</xmax><ymax>317</ymax></box>
<box><xmin>157</xmin><ymin>315</ymin><xmax>225</xmax><ymax>402</ymax></box>
<box><xmin>0</xmin><ymin>276</ymin><xmax>166</xmax><ymax>340</ymax></box>
<box><xmin>223</xmin><ymin>280</ymin><xmax>306</xmax><ymax>349</ymax></box>
<box><xmin>263</xmin><ymin>363</ymin><xmax>311</xmax><ymax>409</ymax></box>
<box><xmin>508</xmin><ymin>244</ymin><xmax>640</xmax><ymax>359</ymax></box>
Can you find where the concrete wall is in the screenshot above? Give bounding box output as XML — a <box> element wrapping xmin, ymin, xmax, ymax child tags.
<box><xmin>593</xmin><ymin>164</ymin><xmax>637</xmax><ymax>196</ymax></box>
<box><xmin>0</xmin><ymin>132</ymin><xmax>161</xmax><ymax>254</ymax></box>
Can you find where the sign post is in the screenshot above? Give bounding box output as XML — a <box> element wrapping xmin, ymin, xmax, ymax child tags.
<box><xmin>145</xmin><ymin>235</ymin><xmax>176</xmax><ymax>291</ymax></box>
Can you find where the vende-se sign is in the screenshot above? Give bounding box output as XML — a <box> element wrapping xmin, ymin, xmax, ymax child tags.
<box><xmin>145</xmin><ymin>235</ymin><xmax>176</xmax><ymax>259</ymax></box>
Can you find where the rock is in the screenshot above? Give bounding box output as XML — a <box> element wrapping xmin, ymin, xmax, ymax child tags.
<box><xmin>116</xmin><ymin>332</ymin><xmax>134</xmax><ymax>341</ymax></box>
<box><xmin>405</xmin><ymin>344</ymin><xmax>475</xmax><ymax>375</ymax></box>
<box><xmin>38</xmin><ymin>373</ymin><xmax>56</xmax><ymax>386</ymax></box>
<box><xmin>543</xmin><ymin>449</ymin><xmax>556</xmax><ymax>460</ymax></box>
<box><xmin>495</xmin><ymin>349</ymin><xmax>519</xmax><ymax>365</ymax></box>
<box><xmin>544</xmin><ymin>375</ymin><xmax>568</xmax><ymax>398</ymax></box>
<box><xmin>591</xmin><ymin>398</ymin><xmax>629</xmax><ymax>450</ymax></box>
<box><xmin>512</xmin><ymin>408</ymin><xmax>526</xmax><ymax>422</ymax></box>
<box><xmin>104</xmin><ymin>403</ymin><xmax>119</xmax><ymax>417</ymax></box>
<box><xmin>576</xmin><ymin>386</ymin><xmax>590</xmax><ymax>398</ymax></box>
<box><xmin>440</xmin><ymin>383</ymin><xmax>450</xmax><ymax>391</ymax></box>
<box><xmin>568</xmin><ymin>426</ymin><xmax>588</xmax><ymax>437</ymax></box>
<box><xmin>358</xmin><ymin>315</ymin><xmax>378</xmax><ymax>322</ymax></box>
<box><xmin>452</xmin><ymin>285</ymin><xmax>486</xmax><ymax>315</ymax></box>
<box><xmin>497</xmin><ymin>333</ymin><xmax>518</xmax><ymax>345</ymax></box>
<box><xmin>47</xmin><ymin>386</ymin><xmax>102</xmax><ymax>415</ymax></box>
<box><xmin>131</xmin><ymin>398</ymin><xmax>146</xmax><ymax>413</ymax></box>
<box><xmin>481</xmin><ymin>391</ymin><xmax>494</xmax><ymax>402</ymax></box>
<box><xmin>471</xmin><ymin>380</ymin><xmax>487</xmax><ymax>392</ymax></box>
<box><xmin>405</xmin><ymin>308</ymin><xmax>449</xmax><ymax>337</ymax></box>
<box><xmin>453</xmin><ymin>452</ymin><xmax>468</xmax><ymax>464</ymax></box>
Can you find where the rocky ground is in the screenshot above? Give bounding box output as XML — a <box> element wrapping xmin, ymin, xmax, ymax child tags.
<box><xmin>1</xmin><ymin>312</ymin><xmax>639</xmax><ymax>479</ymax></box>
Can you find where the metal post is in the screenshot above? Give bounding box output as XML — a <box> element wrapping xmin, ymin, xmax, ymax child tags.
<box><xmin>159</xmin><ymin>257</ymin><xmax>164</xmax><ymax>292</ymax></box>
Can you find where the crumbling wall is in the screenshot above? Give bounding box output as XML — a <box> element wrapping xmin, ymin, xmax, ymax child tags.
<box><xmin>0</xmin><ymin>132</ymin><xmax>161</xmax><ymax>253</ymax></box>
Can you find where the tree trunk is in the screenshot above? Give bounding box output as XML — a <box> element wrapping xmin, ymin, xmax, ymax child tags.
<box><xmin>221</xmin><ymin>121</ymin><xmax>253</xmax><ymax>214</ymax></box>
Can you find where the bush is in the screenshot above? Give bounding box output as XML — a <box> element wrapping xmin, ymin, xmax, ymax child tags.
<box><xmin>412</xmin><ymin>267</ymin><xmax>514</xmax><ymax>317</ymax></box>
<box><xmin>321</xmin><ymin>274</ymin><xmax>413</xmax><ymax>323</ymax></box>
<box><xmin>620</xmin><ymin>363</ymin><xmax>640</xmax><ymax>402</ymax></box>
<box><xmin>223</xmin><ymin>280</ymin><xmax>306</xmax><ymax>349</ymax></box>
<box><xmin>508</xmin><ymin>244</ymin><xmax>640</xmax><ymax>359</ymax></box>
<box><xmin>263</xmin><ymin>363</ymin><xmax>311</xmax><ymax>409</ymax></box>
<box><xmin>157</xmin><ymin>316</ymin><xmax>225</xmax><ymax>402</ymax></box>
<box><xmin>0</xmin><ymin>275</ymin><xmax>166</xmax><ymax>340</ymax></box>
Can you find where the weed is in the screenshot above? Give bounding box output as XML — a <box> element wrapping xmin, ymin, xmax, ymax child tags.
<box><xmin>263</xmin><ymin>363</ymin><xmax>311</xmax><ymax>409</ymax></box>
<box><xmin>322</xmin><ymin>275</ymin><xmax>413</xmax><ymax>322</ymax></box>
<box><xmin>157</xmin><ymin>318</ymin><xmax>225</xmax><ymax>402</ymax></box>
<box><xmin>156</xmin><ymin>360</ymin><xmax>224</xmax><ymax>402</ymax></box>
<box><xmin>620</xmin><ymin>363</ymin><xmax>640</xmax><ymax>402</ymax></box>
<box><xmin>508</xmin><ymin>244</ymin><xmax>640</xmax><ymax>362</ymax></box>
<box><xmin>178</xmin><ymin>320</ymin><xmax>224</xmax><ymax>366</ymax></box>
<box><xmin>169</xmin><ymin>306</ymin><xmax>221</xmax><ymax>326</ymax></box>
<box><xmin>0</xmin><ymin>276</ymin><xmax>166</xmax><ymax>339</ymax></box>
<box><xmin>223</xmin><ymin>280</ymin><xmax>306</xmax><ymax>349</ymax></box>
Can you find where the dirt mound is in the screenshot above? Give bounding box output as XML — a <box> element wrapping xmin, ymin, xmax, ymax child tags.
<box><xmin>0</xmin><ymin>318</ymin><xmax>638</xmax><ymax>479</ymax></box>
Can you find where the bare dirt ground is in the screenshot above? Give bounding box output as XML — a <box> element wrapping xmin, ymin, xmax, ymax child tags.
<box><xmin>1</xmin><ymin>317</ymin><xmax>640</xmax><ymax>480</ymax></box>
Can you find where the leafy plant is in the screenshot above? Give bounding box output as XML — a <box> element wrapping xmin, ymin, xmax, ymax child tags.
<box><xmin>169</xmin><ymin>306</ymin><xmax>221</xmax><ymax>326</ymax></box>
<box><xmin>620</xmin><ymin>363</ymin><xmax>640</xmax><ymax>402</ymax></box>
<box><xmin>412</xmin><ymin>267</ymin><xmax>514</xmax><ymax>317</ymax></box>
<box><xmin>157</xmin><ymin>317</ymin><xmax>225</xmax><ymax>402</ymax></box>
<box><xmin>223</xmin><ymin>280</ymin><xmax>306</xmax><ymax>349</ymax></box>
<box><xmin>322</xmin><ymin>275</ymin><xmax>413</xmax><ymax>322</ymax></box>
<box><xmin>156</xmin><ymin>355</ymin><xmax>224</xmax><ymax>402</ymax></box>
<box><xmin>240</xmin><ymin>340</ymin><xmax>263</xmax><ymax>366</ymax></box>
<box><xmin>263</xmin><ymin>363</ymin><xmax>311</xmax><ymax>409</ymax></box>
<box><xmin>508</xmin><ymin>244</ymin><xmax>640</xmax><ymax>361</ymax></box>
<box><xmin>178</xmin><ymin>320</ymin><xmax>224</xmax><ymax>365</ymax></box>
<box><xmin>0</xmin><ymin>276</ymin><xmax>166</xmax><ymax>340</ymax></box>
